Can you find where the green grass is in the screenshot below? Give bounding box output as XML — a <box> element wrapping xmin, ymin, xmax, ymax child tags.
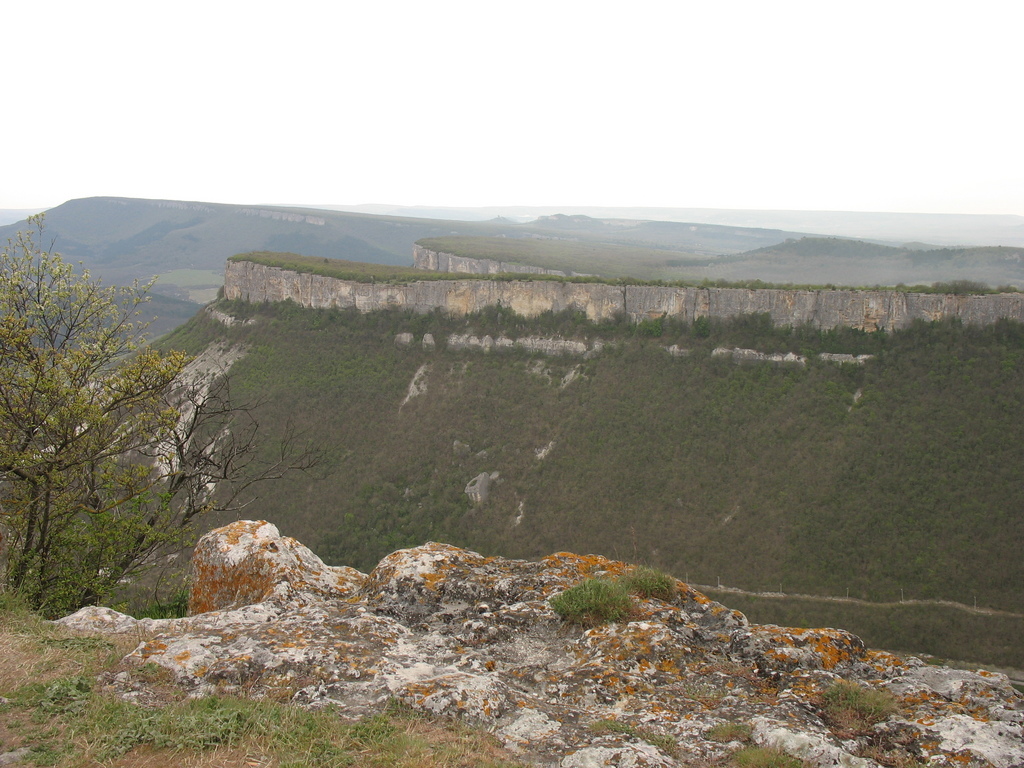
<box><xmin>732</xmin><ymin>746</ymin><xmax>808</xmax><ymax>768</ymax></box>
<box><xmin>621</xmin><ymin>566</ymin><xmax>678</xmax><ymax>601</ymax></box>
<box><xmin>550</xmin><ymin>579</ymin><xmax>634</xmax><ymax>625</ymax></box>
<box><xmin>235</xmin><ymin>247</ymin><xmax>1017</xmax><ymax>295</ymax></box>
<box><xmin>230</xmin><ymin>252</ymin><xmax>445</xmax><ymax>283</ymax></box>
<box><xmin>820</xmin><ymin>680</ymin><xmax>897</xmax><ymax>733</ymax></box>
<box><xmin>417</xmin><ymin>236</ymin><xmax>709</xmax><ymax>280</ymax></box>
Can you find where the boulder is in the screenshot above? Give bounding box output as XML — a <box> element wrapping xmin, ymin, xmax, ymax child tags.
<box><xmin>465</xmin><ymin>472</ymin><xmax>492</xmax><ymax>504</ymax></box>
<box><xmin>188</xmin><ymin>520</ymin><xmax>366</xmax><ymax>613</ymax></box>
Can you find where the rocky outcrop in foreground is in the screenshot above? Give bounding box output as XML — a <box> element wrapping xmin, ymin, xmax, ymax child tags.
<box><xmin>59</xmin><ymin>521</ymin><xmax>1023</xmax><ymax>768</ymax></box>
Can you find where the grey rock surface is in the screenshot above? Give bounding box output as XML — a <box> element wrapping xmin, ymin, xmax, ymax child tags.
<box><xmin>63</xmin><ymin>521</ymin><xmax>1024</xmax><ymax>768</ymax></box>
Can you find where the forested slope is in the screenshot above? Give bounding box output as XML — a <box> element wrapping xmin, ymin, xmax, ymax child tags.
<box><xmin>162</xmin><ymin>301</ymin><xmax>1024</xmax><ymax>668</ymax></box>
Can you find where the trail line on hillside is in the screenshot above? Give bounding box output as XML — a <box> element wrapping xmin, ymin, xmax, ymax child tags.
<box><xmin>694</xmin><ymin>584</ymin><xmax>1024</xmax><ymax>619</ymax></box>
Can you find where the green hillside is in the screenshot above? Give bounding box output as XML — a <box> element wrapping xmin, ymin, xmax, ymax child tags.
<box><xmin>161</xmin><ymin>299</ymin><xmax>1024</xmax><ymax>670</ymax></box>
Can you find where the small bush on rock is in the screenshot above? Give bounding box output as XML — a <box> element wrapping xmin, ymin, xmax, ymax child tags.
<box><xmin>821</xmin><ymin>680</ymin><xmax>897</xmax><ymax>732</ymax></box>
<box><xmin>550</xmin><ymin>578</ymin><xmax>633</xmax><ymax>625</ymax></box>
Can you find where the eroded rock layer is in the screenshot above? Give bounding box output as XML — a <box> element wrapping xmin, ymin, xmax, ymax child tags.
<box><xmin>224</xmin><ymin>258</ymin><xmax>1024</xmax><ymax>331</ymax></box>
<box><xmin>59</xmin><ymin>521</ymin><xmax>1024</xmax><ymax>768</ymax></box>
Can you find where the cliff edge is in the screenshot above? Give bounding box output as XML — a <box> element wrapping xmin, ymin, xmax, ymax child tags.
<box><xmin>224</xmin><ymin>257</ymin><xmax>1024</xmax><ymax>331</ymax></box>
<box><xmin>61</xmin><ymin>521</ymin><xmax>1024</xmax><ymax>768</ymax></box>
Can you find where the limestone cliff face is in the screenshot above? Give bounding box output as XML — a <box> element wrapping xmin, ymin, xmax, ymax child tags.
<box><xmin>413</xmin><ymin>245</ymin><xmax>575</xmax><ymax>277</ymax></box>
<box><xmin>224</xmin><ymin>259</ymin><xmax>1024</xmax><ymax>331</ymax></box>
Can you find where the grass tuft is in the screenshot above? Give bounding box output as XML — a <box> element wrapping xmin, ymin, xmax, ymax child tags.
<box><xmin>621</xmin><ymin>566</ymin><xmax>678</xmax><ymax>601</ymax></box>
<box><xmin>820</xmin><ymin>680</ymin><xmax>897</xmax><ymax>733</ymax></box>
<box><xmin>550</xmin><ymin>578</ymin><xmax>634</xmax><ymax>625</ymax></box>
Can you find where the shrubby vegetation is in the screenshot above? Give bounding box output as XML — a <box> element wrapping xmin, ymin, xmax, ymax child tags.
<box><xmin>0</xmin><ymin>221</ymin><xmax>314</xmax><ymax>617</ymax></box>
<box><xmin>233</xmin><ymin>250</ymin><xmax>1013</xmax><ymax>294</ymax></box>
<box><xmin>161</xmin><ymin>298</ymin><xmax>1024</xmax><ymax>668</ymax></box>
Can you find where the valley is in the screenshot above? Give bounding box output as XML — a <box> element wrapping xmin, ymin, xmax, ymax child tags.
<box><xmin>160</xmin><ymin>284</ymin><xmax>1024</xmax><ymax>671</ymax></box>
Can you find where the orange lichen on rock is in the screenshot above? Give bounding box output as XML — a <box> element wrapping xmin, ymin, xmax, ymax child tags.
<box><xmin>188</xmin><ymin>520</ymin><xmax>366</xmax><ymax>614</ymax></box>
<box><xmin>732</xmin><ymin>624</ymin><xmax>866</xmax><ymax>672</ymax></box>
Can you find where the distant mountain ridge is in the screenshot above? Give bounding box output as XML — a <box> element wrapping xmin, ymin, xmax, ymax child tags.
<box><xmin>329</xmin><ymin>203</ymin><xmax>1024</xmax><ymax>247</ymax></box>
<box><xmin>5</xmin><ymin>197</ymin><xmax>1023</xmax><ymax>338</ymax></box>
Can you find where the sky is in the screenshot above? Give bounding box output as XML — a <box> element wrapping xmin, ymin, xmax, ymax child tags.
<box><xmin>4</xmin><ymin>1</ymin><xmax>1021</xmax><ymax>215</ymax></box>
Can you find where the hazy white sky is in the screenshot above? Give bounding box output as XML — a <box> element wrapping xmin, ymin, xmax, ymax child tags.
<box><xmin>4</xmin><ymin>0</ymin><xmax>1021</xmax><ymax>215</ymax></box>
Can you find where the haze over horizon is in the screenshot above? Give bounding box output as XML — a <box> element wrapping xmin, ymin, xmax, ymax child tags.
<box><xmin>5</xmin><ymin>1</ymin><xmax>1021</xmax><ymax>217</ymax></box>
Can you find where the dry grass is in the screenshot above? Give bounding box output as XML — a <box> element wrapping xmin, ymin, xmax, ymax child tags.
<box><xmin>0</xmin><ymin>603</ymin><xmax>528</xmax><ymax>768</ymax></box>
<box><xmin>0</xmin><ymin>605</ymin><xmax>140</xmax><ymax>691</ymax></box>
<box><xmin>819</xmin><ymin>680</ymin><xmax>897</xmax><ymax>734</ymax></box>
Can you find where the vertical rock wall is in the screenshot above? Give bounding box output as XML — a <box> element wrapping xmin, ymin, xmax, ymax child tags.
<box><xmin>223</xmin><ymin>259</ymin><xmax>1024</xmax><ymax>331</ymax></box>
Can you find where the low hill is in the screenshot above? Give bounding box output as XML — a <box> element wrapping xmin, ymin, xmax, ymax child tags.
<box><xmin>718</xmin><ymin>238</ymin><xmax>1024</xmax><ymax>289</ymax></box>
<box><xmin>160</xmin><ymin>297</ymin><xmax>1024</xmax><ymax>671</ymax></box>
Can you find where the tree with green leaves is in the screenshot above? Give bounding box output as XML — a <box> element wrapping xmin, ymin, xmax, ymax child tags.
<box><xmin>0</xmin><ymin>217</ymin><xmax>315</xmax><ymax>615</ymax></box>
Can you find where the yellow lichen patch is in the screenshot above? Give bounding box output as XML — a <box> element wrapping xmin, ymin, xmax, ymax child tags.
<box><xmin>864</xmin><ymin>649</ymin><xmax>905</xmax><ymax>672</ymax></box>
<box><xmin>421</xmin><ymin>571</ymin><xmax>446</xmax><ymax>592</ymax></box>
<box><xmin>748</xmin><ymin>625</ymin><xmax>865</xmax><ymax>671</ymax></box>
<box><xmin>134</xmin><ymin>639</ymin><xmax>169</xmax><ymax>660</ymax></box>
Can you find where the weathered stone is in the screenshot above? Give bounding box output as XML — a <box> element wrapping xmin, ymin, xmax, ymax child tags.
<box><xmin>188</xmin><ymin>520</ymin><xmax>366</xmax><ymax>613</ymax></box>
<box><xmin>59</xmin><ymin>523</ymin><xmax>1024</xmax><ymax>768</ymax></box>
<box><xmin>819</xmin><ymin>352</ymin><xmax>874</xmax><ymax>365</ymax></box>
<box><xmin>413</xmin><ymin>245</ymin><xmax>576</xmax><ymax>277</ymax></box>
<box><xmin>560</xmin><ymin>743</ymin><xmax>677</xmax><ymax>767</ymax></box>
<box><xmin>465</xmin><ymin>472</ymin><xmax>491</xmax><ymax>504</ymax></box>
<box><xmin>56</xmin><ymin>605</ymin><xmax>182</xmax><ymax>635</ymax></box>
<box><xmin>713</xmin><ymin>347</ymin><xmax>808</xmax><ymax>366</ymax></box>
<box><xmin>751</xmin><ymin>718</ymin><xmax>875</xmax><ymax>768</ymax></box>
<box><xmin>730</xmin><ymin>625</ymin><xmax>866</xmax><ymax>672</ymax></box>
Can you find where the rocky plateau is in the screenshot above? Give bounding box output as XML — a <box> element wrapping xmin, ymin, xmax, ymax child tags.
<box><xmin>225</xmin><ymin>256</ymin><xmax>1024</xmax><ymax>332</ymax></box>
<box><xmin>58</xmin><ymin>521</ymin><xmax>1023</xmax><ymax>768</ymax></box>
